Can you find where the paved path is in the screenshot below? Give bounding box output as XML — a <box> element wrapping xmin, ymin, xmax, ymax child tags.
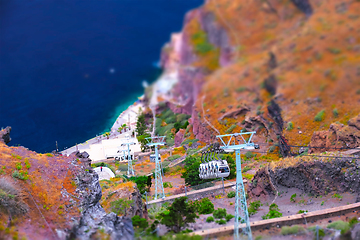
<box><xmin>93</xmin><ymin>167</ymin><xmax>115</xmax><ymax>180</ymax></box>
<box><xmin>190</xmin><ymin>202</ymin><xmax>360</xmax><ymax>238</ymax></box>
<box><xmin>147</xmin><ymin>180</ymin><xmax>244</xmax><ymax>205</ymax></box>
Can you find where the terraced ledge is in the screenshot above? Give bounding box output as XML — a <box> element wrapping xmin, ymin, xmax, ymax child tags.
<box><xmin>190</xmin><ymin>202</ymin><xmax>360</xmax><ymax>237</ymax></box>
<box><xmin>147</xmin><ymin>180</ymin><xmax>241</xmax><ymax>205</ymax></box>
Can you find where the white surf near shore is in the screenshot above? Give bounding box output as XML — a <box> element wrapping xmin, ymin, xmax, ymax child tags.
<box><xmin>61</xmin><ymin>98</ymin><xmax>144</xmax><ymax>161</ymax></box>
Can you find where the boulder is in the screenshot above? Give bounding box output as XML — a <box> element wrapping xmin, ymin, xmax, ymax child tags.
<box><xmin>0</xmin><ymin>126</ymin><xmax>11</xmax><ymax>144</ymax></box>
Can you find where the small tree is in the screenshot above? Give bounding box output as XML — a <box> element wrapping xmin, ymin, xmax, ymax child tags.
<box><xmin>110</xmin><ymin>199</ymin><xmax>133</xmax><ymax>216</ymax></box>
<box><xmin>159</xmin><ymin>197</ymin><xmax>198</xmax><ymax>233</ymax></box>
<box><xmin>131</xmin><ymin>215</ymin><xmax>148</xmax><ymax>230</ymax></box>
<box><xmin>136</xmin><ymin>113</ymin><xmax>147</xmax><ymax>136</ymax></box>
<box><xmin>146</xmin><ymin>175</ymin><xmax>152</xmax><ymax>191</ymax></box>
<box><xmin>129</xmin><ymin>176</ymin><xmax>147</xmax><ymax>194</ymax></box>
<box><xmin>103</xmin><ymin>132</ymin><xmax>110</xmax><ymax>139</ymax></box>
<box><xmin>137</xmin><ymin>133</ymin><xmax>151</xmax><ymax>152</ymax></box>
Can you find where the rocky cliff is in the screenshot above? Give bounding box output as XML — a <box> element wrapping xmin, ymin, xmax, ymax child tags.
<box><xmin>248</xmin><ymin>153</ymin><xmax>360</xmax><ymax>199</ymax></box>
<box><xmin>0</xmin><ymin>128</ymin><xmax>134</xmax><ymax>240</ymax></box>
<box><xmin>158</xmin><ymin>0</ymin><xmax>360</xmax><ymax>153</ymax></box>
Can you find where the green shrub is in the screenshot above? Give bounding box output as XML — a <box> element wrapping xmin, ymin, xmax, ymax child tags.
<box><xmin>327</xmin><ymin>221</ymin><xmax>350</xmax><ymax>234</ymax></box>
<box><xmin>242</xmin><ymin>166</ymin><xmax>252</xmax><ymax>173</ymax></box>
<box><xmin>227</xmin><ymin>191</ymin><xmax>236</xmax><ymax>198</ymax></box>
<box><xmin>290</xmin><ymin>193</ymin><xmax>297</xmax><ymax>203</ymax></box>
<box><xmin>349</xmin><ymin>217</ymin><xmax>359</xmax><ymax>228</ymax></box>
<box><xmin>167</xmin><ymin>154</ymin><xmax>181</xmax><ymax>161</ymax></box>
<box><xmin>163</xmin><ymin>182</ymin><xmax>173</xmax><ymax>188</ymax></box>
<box><xmin>131</xmin><ymin>215</ymin><xmax>148</xmax><ymax>229</ymax></box>
<box><xmin>16</xmin><ymin>162</ymin><xmax>22</xmax><ymax>170</ymax></box>
<box><xmin>198</xmin><ymin>198</ymin><xmax>214</xmax><ymax>214</ymax></box>
<box><xmin>236</xmin><ymin>87</ymin><xmax>247</xmax><ymax>92</ymax></box>
<box><xmin>225</xmin><ymin>124</ymin><xmax>237</xmax><ymax>133</ymax></box>
<box><xmin>245</xmin><ymin>151</ymin><xmax>254</xmax><ymax>159</ymax></box>
<box><xmin>248</xmin><ymin>201</ymin><xmax>261</xmax><ymax>216</ymax></box>
<box><xmin>268</xmin><ymin>146</ymin><xmax>276</xmax><ymax>153</ymax></box>
<box><xmin>327</xmin><ymin>48</ymin><xmax>341</xmax><ymax>54</ymax></box>
<box><xmin>215</xmin><ymin>219</ymin><xmax>227</xmax><ymax>225</ymax></box>
<box><xmin>287</xmin><ymin>122</ymin><xmax>294</xmax><ymax>131</ymax></box>
<box><xmin>297</xmin><ymin>210</ymin><xmax>307</xmax><ymax>214</ymax></box>
<box><xmin>281</xmin><ymin>225</ymin><xmax>305</xmax><ymax>235</ymax></box>
<box><xmin>333</xmin><ymin>109</ymin><xmax>338</xmax><ymax>117</ymax></box>
<box><xmin>225</xmin><ymin>214</ymin><xmax>234</xmax><ymax>222</ymax></box>
<box><xmin>332</xmin><ymin>193</ymin><xmax>343</xmax><ymax>199</ymax></box>
<box><xmin>110</xmin><ymin>199</ymin><xmax>133</xmax><ymax>216</ymax></box>
<box><xmin>213</xmin><ymin>208</ymin><xmax>227</xmax><ymax>219</ymax></box>
<box><xmin>181</xmin><ymin>139</ymin><xmax>199</xmax><ymax>146</ymax></box>
<box><xmin>308</xmin><ymin>226</ymin><xmax>325</xmax><ymax>238</ymax></box>
<box><xmin>314</xmin><ymin>110</ymin><xmax>325</xmax><ymax>122</ymax></box>
<box><xmin>262</xmin><ymin>203</ymin><xmax>282</xmax><ymax>220</ymax></box>
<box><xmin>12</xmin><ymin>170</ymin><xmax>28</xmax><ymax>180</ymax></box>
<box><xmin>206</xmin><ymin>216</ymin><xmax>214</xmax><ymax>223</ymax></box>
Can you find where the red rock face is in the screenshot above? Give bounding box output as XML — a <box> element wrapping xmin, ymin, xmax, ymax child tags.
<box><xmin>174</xmin><ymin>129</ymin><xmax>186</xmax><ymax>147</ymax></box>
<box><xmin>309</xmin><ymin>114</ymin><xmax>360</xmax><ymax>153</ymax></box>
<box><xmin>190</xmin><ymin>109</ymin><xmax>215</xmax><ymax>143</ymax></box>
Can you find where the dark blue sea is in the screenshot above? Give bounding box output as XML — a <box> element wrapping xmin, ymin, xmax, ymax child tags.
<box><xmin>0</xmin><ymin>0</ymin><xmax>203</xmax><ymax>153</ymax></box>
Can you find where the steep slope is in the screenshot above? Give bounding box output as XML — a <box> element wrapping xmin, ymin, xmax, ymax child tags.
<box><xmin>0</xmin><ymin>128</ymin><xmax>133</xmax><ymax>239</ymax></box>
<box><xmin>160</xmin><ymin>0</ymin><xmax>360</xmax><ymax>154</ymax></box>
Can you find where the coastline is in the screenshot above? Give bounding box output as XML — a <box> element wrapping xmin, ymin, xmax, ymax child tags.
<box><xmin>61</xmin><ymin>96</ymin><xmax>144</xmax><ymax>157</ymax></box>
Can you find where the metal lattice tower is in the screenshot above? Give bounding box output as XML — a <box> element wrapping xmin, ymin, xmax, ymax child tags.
<box><xmin>217</xmin><ymin>131</ymin><xmax>258</xmax><ymax>240</ymax></box>
<box><xmin>145</xmin><ymin>136</ymin><xmax>165</xmax><ymax>200</ymax></box>
<box><xmin>120</xmin><ymin>135</ymin><xmax>136</xmax><ymax>176</ymax></box>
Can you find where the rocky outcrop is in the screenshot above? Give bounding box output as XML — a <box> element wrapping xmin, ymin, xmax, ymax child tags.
<box><xmin>199</xmin><ymin>11</ymin><xmax>232</xmax><ymax>67</ymax></box>
<box><xmin>290</xmin><ymin>0</ymin><xmax>313</xmax><ymax>16</ymax></box>
<box><xmin>174</xmin><ymin>129</ymin><xmax>186</xmax><ymax>147</ymax></box>
<box><xmin>352</xmin><ymin>223</ymin><xmax>360</xmax><ymax>240</ymax></box>
<box><xmin>129</xmin><ymin>189</ymin><xmax>148</xmax><ymax>220</ymax></box>
<box><xmin>66</xmin><ymin>151</ymin><xmax>134</xmax><ymax>240</ymax></box>
<box><xmin>218</xmin><ymin>107</ymin><xmax>250</xmax><ymax>121</ymax></box>
<box><xmin>309</xmin><ymin>114</ymin><xmax>360</xmax><ymax>153</ymax></box>
<box><xmin>249</xmin><ymin>156</ymin><xmax>360</xmax><ymax>197</ymax></box>
<box><xmin>248</xmin><ymin>167</ymin><xmax>276</xmax><ymax>198</ymax></box>
<box><xmin>191</xmin><ymin>110</ymin><xmax>216</xmax><ymax>143</ymax></box>
<box><xmin>0</xmin><ymin>126</ymin><xmax>11</xmax><ymax>144</ymax></box>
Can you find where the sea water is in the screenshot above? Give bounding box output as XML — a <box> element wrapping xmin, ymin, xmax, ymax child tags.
<box><xmin>0</xmin><ymin>0</ymin><xmax>203</xmax><ymax>152</ymax></box>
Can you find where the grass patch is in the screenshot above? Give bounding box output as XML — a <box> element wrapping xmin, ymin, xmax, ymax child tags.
<box><xmin>327</xmin><ymin>221</ymin><xmax>350</xmax><ymax>234</ymax></box>
<box><xmin>163</xmin><ymin>182</ymin><xmax>173</xmax><ymax>188</ymax></box>
<box><xmin>167</xmin><ymin>154</ymin><xmax>181</xmax><ymax>161</ymax></box>
<box><xmin>281</xmin><ymin>225</ymin><xmax>305</xmax><ymax>235</ymax></box>
<box><xmin>225</xmin><ymin>124</ymin><xmax>237</xmax><ymax>133</ymax></box>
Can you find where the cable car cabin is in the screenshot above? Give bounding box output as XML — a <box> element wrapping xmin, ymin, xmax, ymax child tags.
<box><xmin>199</xmin><ymin>160</ymin><xmax>230</xmax><ymax>179</ymax></box>
<box><xmin>150</xmin><ymin>154</ymin><xmax>161</xmax><ymax>163</ymax></box>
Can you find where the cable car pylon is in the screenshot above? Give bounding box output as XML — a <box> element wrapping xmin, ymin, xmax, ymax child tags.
<box><xmin>216</xmin><ymin>131</ymin><xmax>259</xmax><ymax>240</ymax></box>
<box><xmin>120</xmin><ymin>135</ymin><xmax>136</xmax><ymax>176</ymax></box>
<box><xmin>145</xmin><ymin>136</ymin><xmax>166</xmax><ymax>200</ymax></box>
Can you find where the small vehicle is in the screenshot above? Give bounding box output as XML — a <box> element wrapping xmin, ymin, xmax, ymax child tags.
<box><xmin>199</xmin><ymin>145</ymin><xmax>230</xmax><ymax>179</ymax></box>
<box><xmin>150</xmin><ymin>154</ymin><xmax>161</xmax><ymax>163</ymax></box>
<box><xmin>199</xmin><ymin>160</ymin><xmax>230</xmax><ymax>179</ymax></box>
